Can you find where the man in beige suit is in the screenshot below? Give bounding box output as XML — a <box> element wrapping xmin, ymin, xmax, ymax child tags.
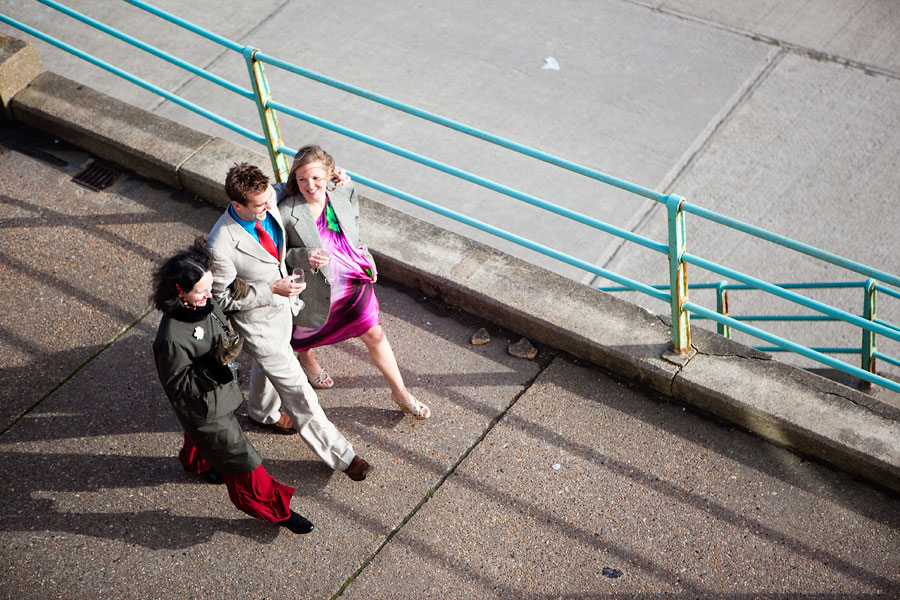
<box><xmin>206</xmin><ymin>162</ymin><xmax>371</xmax><ymax>481</ymax></box>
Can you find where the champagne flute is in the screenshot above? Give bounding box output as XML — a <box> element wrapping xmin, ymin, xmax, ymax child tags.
<box><xmin>311</xmin><ymin>248</ymin><xmax>330</xmax><ymax>268</ymax></box>
<box><xmin>291</xmin><ymin>268</ymin><xmax>305</xmax><ymax>310</ymax></box>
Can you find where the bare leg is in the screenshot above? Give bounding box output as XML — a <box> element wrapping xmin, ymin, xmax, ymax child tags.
<box><xmin>295</xmin><ymin>348</ymin><xmax>334</xmax><ymax>388</ymax></box>
<box><xmin>296</xmin><ymin>349</ymin><xmax>321</xmax><ymax>374</ymax></box>
<box><xmin>359</xmin><ymin>325</ymin><xmax>410</xmax><ymax>402</ymax></box>
<box><xmin>360</xmin><ymin>325</ymin><xmax>431</xmax><ymax>418</ymax></box>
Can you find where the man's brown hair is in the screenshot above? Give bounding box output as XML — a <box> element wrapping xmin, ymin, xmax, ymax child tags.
<box><xmin>224</xmin><ymin>162</ymin><xmax>269</xmax><ymax>205</ymax></box>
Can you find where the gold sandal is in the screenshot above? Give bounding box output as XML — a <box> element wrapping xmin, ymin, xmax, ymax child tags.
<box><xmin>302</xmin><ymin>367</ymin><xmax>334</xmax><ymax>389</ymax></box>
<box><xmin>392</xmin><ymin>393</ymin><xmax>431</xmax><ymax>420</ymax></box>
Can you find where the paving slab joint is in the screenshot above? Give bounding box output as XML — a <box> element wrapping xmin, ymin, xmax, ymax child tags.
<box><xmin>173</xmin><ymin>136</ymin><xmax>217</xmax><ymax>188</ymax></box>
<box><xmin>449</xmin><ymin>247</ymin><xmax>492</xmax><ymax>280</ymax></box>
<box><xmin>658</xmin><ymin>46</ymin><xmax>785</xmax><ymax>195</ymax></box>
<box><xmin>641</xmin><ymin>4</ymin><xmax>900</xmax><ymax>81</ymax></box>
<box><xmin>1</xmin><ymin>307</ymin><xmax>154</xmax><ymax>437</ymax></box>
<box><xmin>330</xmin><ymin>351</ymin><xmax>557</xmax><ymax>598</ymax></box>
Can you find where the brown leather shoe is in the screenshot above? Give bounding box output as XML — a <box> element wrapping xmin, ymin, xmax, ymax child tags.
<box><xmin>248</xmin><ymin>412</ymin><xmax>296</xmax><ymax>435</ymax></box>
<box><xmin>344</xmin><ymin>455</ymin><xmax>372</xmax><ymax>481</ymax></box>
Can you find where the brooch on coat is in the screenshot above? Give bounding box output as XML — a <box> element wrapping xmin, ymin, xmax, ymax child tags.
<box><xmin>193</xmin><ymin>326</ymin><xmax>205</xmax><ymax>340</ymax></box>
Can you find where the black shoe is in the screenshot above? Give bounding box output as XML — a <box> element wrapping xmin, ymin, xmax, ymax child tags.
<box><xmin>279</xmin><ymin>511</ymin><xmax>314</xmax><ymax>535</ymax></box>
<box><xmin>201</xmin><ymin>467</ymin><xmax>224</xmax><ymax>485</ymax></box>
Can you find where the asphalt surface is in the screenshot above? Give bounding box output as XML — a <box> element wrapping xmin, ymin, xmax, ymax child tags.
<box><xmin>1</xmin><ymin>120</ymin><xmax>899</xmax><ymax>599</ymax></box>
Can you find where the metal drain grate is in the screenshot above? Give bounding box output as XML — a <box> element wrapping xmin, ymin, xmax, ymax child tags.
<box><xmin>72</xmin><ymin>159</ymin><xmax>121</xmax><ymax>191</ymax></box>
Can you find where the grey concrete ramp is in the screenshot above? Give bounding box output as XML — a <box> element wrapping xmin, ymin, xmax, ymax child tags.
<box><xmin>344</xmin><ymin>357</ymin><xmax>900</xmax><ymax>598</ymax></box>
<box><xmin>0</xmin><ymin>0</ymin><xmax>286</xmax><ymax>112</ymax></box>
<box><xmin>602</xmin><ymin>49</ymin><xmax>900</xmax><ymax>375</ymax></box>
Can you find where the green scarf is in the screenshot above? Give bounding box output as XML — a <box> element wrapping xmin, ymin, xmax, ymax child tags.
<box><xmin>325</xmin><ymin>202</ymin><xmax>341</xmax><ymax>233</ymax></box>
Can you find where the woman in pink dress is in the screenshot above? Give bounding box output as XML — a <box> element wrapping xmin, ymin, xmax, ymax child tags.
<box><xmin>276</xmin><ymin>145</ymin><xmax>431</xmax><ymax>419</ymax></box>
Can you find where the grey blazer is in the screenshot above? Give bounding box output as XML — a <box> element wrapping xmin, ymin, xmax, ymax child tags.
<box><xmin>206</xmin><ymin>205</ymin><xmax>298</xmax><ymax>356</ymax></box>
<box><xmin>276</xmin><ymin>181</ymin><xmax>377</xmax><ymax>329</ymax></box>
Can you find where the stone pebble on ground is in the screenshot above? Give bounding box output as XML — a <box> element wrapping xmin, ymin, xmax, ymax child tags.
<box><xmin>470</xmin><ymin>327</ymin><xmax>491</xmax><ymax>345</ymax></box>
<box><xmin>508</xmin><ymin>337</ymin><xmax>537</xmax><ymax>359</ymax></box>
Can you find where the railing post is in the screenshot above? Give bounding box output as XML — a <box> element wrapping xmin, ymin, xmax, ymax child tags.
<box><xmin>666</xmin><ymin>194</ymin><xmax>691</xmax><ymax>353</ymax></box>
<box><xmin>243</xmin><ymin>47</ymin><xmax>290</xmax><ymax>182</ymax></box>
<box><xmin>716</xmin><ymin>280</ymin><xmax>730</xmax><ymax>338</ymax></box>
<box><xmin>860</xmin><ymin>278</ymin><xmax>877</xmax><ymax>389</ymax></box>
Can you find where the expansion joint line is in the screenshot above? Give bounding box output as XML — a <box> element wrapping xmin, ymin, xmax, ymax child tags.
<box><xmin>147</xmin><ymin>0</ymin><xmax>294</xmax><ymax>116</ymax></box>
<box><xmin>174</xmin><ymin>137</ymin><xmax>215</xmax><ymax>183</ymax></box>
<box><xmin>588</xmin><ymin>48</ymin><xmax>786</xmax><ymax>289</ymax></box>
<box><xmin>330</xmin><ymin>349</ymin><xmax>558</xmax><ymax>599</ymax></box>
<box><xmin>0</xmin><ymin>307</ymin><xmax>154</xmax><ymax>438</ymax></box>
<box><xmin>625</xmin><ymin>0</ymin><xmax>900</xmax><ymax>81</ymax></box>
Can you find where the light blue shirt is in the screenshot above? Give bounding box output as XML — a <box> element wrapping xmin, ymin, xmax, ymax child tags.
<box><xmin>228</xmin><ymin>205</ymin><xmax>282</xmax><ymax>253</ymax></box>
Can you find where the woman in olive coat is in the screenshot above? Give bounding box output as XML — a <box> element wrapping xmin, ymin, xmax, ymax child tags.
<box><xmin>151</xmin><ymin>239</ymin><xmax>313</xmax><ymax>534</ymax></box>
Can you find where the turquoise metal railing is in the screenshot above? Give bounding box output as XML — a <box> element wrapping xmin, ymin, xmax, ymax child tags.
<box><xmin>4</xmin><ymin>0</ymin><xmax>899</xmax><ymax>394</ymax></box>
<box><xmin>2</xmin><ymin>2</ymin><xmax>264</xmax><ymax>144</ymax></box>
<box><xmin>598</xmin><ymin>280</ymin><xmax>899</xmax><ymax>382</ymax></box>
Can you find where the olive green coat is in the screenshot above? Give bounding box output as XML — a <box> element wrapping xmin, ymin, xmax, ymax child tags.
<box><xmin>153</xmin><ymin>301</ymin><xmax>261</xmax><ymax>474</ymax></box>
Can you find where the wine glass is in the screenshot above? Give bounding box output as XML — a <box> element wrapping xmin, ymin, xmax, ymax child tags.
<box><xmin>311</xmin><ymin>248</ymin><xmax>330</xmax><ymax>267</ymax></box>
<box><xmin>291</xmin><ymin>268</ymin><xmax>305</xmax><ymax>310</ymax></box>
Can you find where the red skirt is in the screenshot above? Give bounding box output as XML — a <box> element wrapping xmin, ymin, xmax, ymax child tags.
<box><xmin>180</xmin><ymin>434</ymin><xmax>294</xmax><ymax>523</ymax></box>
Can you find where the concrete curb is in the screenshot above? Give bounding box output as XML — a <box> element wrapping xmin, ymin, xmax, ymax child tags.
<box><xmin>0</xmin><ymin>35</ymin><xmax>42</xmax><ymax>117</ymax></box>
<box><xmin>4</xmin><ymin>34</ymin><xmax>898</xmax><ymax>494</ymax></box>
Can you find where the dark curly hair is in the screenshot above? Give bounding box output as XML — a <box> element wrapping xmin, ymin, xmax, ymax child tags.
<box><xmin>224</xmin><ymin>162</ymin><xmax>270</xmax><ymax>206</ymax></box>
<box><xmin>150</xmin><ymin>237</ymin><xmax>212</xmax><ymax>313</ymax></box>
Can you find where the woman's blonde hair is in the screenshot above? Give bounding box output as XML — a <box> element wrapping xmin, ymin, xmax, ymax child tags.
<box><xmin>284</xmin><ymin>144</ymin><xmax>335</xmax><ymax>197</ymax></box>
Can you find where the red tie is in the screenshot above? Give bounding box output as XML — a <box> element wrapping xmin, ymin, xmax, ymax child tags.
<box><xmin>254</xmin><ymin>221</ymin><xmax>279</xmax><ymax>260</ymax></box>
